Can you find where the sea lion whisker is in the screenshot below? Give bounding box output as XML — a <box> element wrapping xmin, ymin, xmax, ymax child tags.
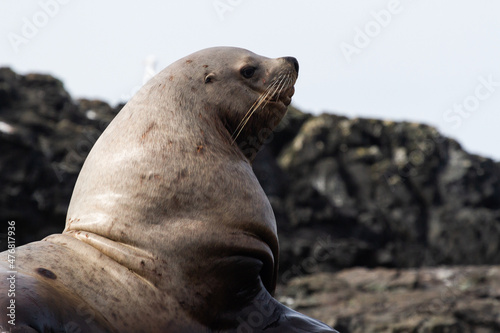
<box><xmin>259</xmin><ymin>75</ymin><xmax>284</xmax><ymax>106</ymax></box>
<box><xmin>256</xmin><ymin>74</ymin><xmax>293</xmax><ymax>117</ymax></box>
<box><xmin>232</xmin><ymin>76</ymin><xmax>288</xmax><ymax>143</ymax></box>
<box><xmin>235</xmin><ymin>106</ymin><xmax>259</xmax><ymax>142</ymax></box>
<box><xmin>234</xmin><ymin>78</ymin><xmax>280</xmax><ymax>134</ymax></box>
<box><xmin>271</xmin><ymin>75</ymin><xmax>289</xmax><ymax>102</ymax></box>
<box><xmin>247</xmin><ymin>78</ymin><xmax>284</xmax><ymax>120</ymax></box>
<box><xmin>0</xmin><ymin>48</ymin><xmax>336</xmax><ymax>332</ymax></box>
<box><xmin>231</xmin><ymin>78</ymin><xmax>282</xmax><ymax>143</ymax></box>
<box><xmin>232</xmin><ymin>98</ymin><xmax>263</xmax><ymax>144</ymax></box>
<box><xmin>232</xmin><ymin>98</ymin><xmax>264</xmax><ymax>143</ymax></box>
<box><xmin>259</xmin><ymin>76</ymin><xmax>282</xmax><ymax>104</ymax></box>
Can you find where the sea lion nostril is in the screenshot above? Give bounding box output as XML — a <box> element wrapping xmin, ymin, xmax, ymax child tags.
<box><xmin>284</xmin><ymin>56</ymin><xmax>299</xmax><ymax>74</ymax></box>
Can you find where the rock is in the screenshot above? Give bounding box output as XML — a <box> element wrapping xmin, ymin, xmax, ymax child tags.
<box><xmin>254</xmin><ymin>113</ymin><xmax>500</xmax><ymax>273</ymax></box>
<box><xmin>0</xmin><ymin>67</ymin><xmax>121</xmax><ymax>246</ymax></box>
<box><xmin>276</xmin><ymin>266</ymin><xmax>500</xmax><ymax>332</ymax></box>
<box><xmin>2</xmin><ymin>66</ymin><xmax>500</xmax><ymax>274</ymax></box>
<box><xmin>3</xmin><ymin>67</ymin><xmax>500</xmax><ymax>332</ymax></box>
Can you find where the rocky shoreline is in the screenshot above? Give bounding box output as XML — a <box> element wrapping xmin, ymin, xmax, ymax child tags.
<box><xmin>1</xmin><ymin>67</ymin><xmax>499</xmax><ymax>332</ymax></box>
<box><xmin>277</xmin><ymin>266</ymin><xmax>500</xmax><ymax>332</ymax></box>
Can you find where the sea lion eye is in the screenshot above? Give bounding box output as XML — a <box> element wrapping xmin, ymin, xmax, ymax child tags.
<box><xmin>204</xmin><ymin>73</ymin><xmax>215</xmax><ymax>84</ymax></box>
<box><xmin>240</xmin><ymin>66</ymin><xmax>256</xmax><ymax>79</ymax></box>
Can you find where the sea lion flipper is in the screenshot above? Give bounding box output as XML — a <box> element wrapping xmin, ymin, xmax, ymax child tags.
<box><xmin>0</xmin><ymin>47</ymin><xmax>336</xmax><ymax>331</ymax></box>
<box><xmin>0</xmin><ymin>264</ymin><xmax>115</xmax><ymax>333</ymax></box>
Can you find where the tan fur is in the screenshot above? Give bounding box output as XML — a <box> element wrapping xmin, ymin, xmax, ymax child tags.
<box><xmin>0</xmin><ymin>47</ymin><xmax>336</xmax><ymax>332</ymax></box>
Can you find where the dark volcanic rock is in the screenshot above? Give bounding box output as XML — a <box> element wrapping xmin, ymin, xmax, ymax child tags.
<box><xmin>0</xmin><ymin>67</ymin><xmax>122</xmax><ymax>246</ymax></box>
<box><xmin>276</xmin><ymin>266</ymin><xmax>500</xmax><ymax>333</ymax></box>
<box><xmin>1</xmin><ymin>67</ymin><xmax>500</xmax><ymax>276</ymax></box>
<box><xmin>2</xmin><ymin>67</ymin><xmax>500</xmax><ymax>332</ymax></box>
<box><xmin>254</xmin><ymin>113</ymin><xmax>500</xmax><ymax>275</ymax></box>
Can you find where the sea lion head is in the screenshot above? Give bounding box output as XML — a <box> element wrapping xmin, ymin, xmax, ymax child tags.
<box><xmin>158</xmin><ymin>47</ymin><xmax>299</xmax><ymax>161</ymax></box>
<box><xmin>12</xmin><ymin>48</ymin><xmax>333</xmax><ymax>332</ymax></box>
<box><xmin>64</xmin><ymin>48</ymin><xmax>299</xmax><ymax>324</ymax></box>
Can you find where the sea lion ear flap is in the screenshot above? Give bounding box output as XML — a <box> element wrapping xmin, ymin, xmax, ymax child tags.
<box><xmin>204</xmin><ymin>73</ymin><xmax>216</xmax><ymax>84</ymax></box>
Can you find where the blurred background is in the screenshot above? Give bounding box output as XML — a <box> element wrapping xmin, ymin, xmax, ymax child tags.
<box><xmin>1</xmin><ymin>0</ymin><xmax>500</xmax><ymax>159</ymax></box>
<box><xmin>2</xmin><ymin>1</ymin><xmax>500</xmax><ymax>331</ymax></box>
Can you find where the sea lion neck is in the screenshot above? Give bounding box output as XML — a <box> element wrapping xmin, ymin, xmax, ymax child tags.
<box><xmin>63</xmin><ymin>72</ymin><xmax>279</xmax><ymax>293</ymax></box>
<box><xmin>0</xmin><ymin>48</ymin><xmax>337</xmax><ymax>332</ymax></box>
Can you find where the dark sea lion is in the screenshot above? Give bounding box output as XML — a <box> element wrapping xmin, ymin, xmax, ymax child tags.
<box><xmin>0</xmin><ymin>47</ymin><xmax>337</xmax><ymax>332</ymax></box>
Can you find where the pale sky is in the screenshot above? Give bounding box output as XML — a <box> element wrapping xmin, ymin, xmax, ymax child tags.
<box><xmin>1</xmin><ymin>0</ymin><xmax>500</xmax><ymax>160</ymax></box>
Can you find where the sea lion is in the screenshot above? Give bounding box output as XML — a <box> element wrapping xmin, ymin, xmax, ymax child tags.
<box><xmin>0</xmin><ymin>47</ymin><xmax>337</xmax><ymax>332</ymax></box>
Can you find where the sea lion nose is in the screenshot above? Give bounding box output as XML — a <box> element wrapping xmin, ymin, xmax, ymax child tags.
<box><xmin>284</xmin><ymin>56</ymin><xmax>299</xmax><ymax>75</ymax></box>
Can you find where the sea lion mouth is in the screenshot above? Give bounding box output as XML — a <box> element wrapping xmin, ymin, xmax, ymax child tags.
<box><xmin>231</xmin><ymin>71</ymin><xmax>297</xmax><ymax>144</ymax></box>
<box><xmin>266</xmin><ymin>86</ymin><xmax>295</xmax><ymax>107</ymax></box>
